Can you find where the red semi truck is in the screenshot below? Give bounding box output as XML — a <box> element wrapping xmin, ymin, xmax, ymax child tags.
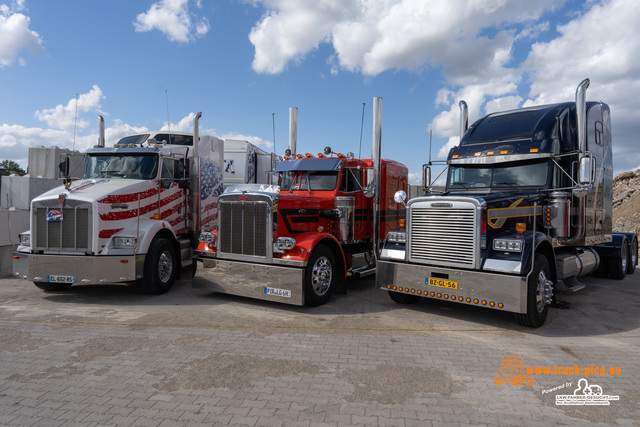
<box><xmin>195</xmin><ymin>100</ymin><xmax>408</xmax><ymax>306</ymax></box>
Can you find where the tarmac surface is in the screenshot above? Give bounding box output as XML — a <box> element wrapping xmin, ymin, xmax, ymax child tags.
<box><xmin>0</xmin><ymin>264</ymin><xmax>639</xmax><ymax>426</ymax></box>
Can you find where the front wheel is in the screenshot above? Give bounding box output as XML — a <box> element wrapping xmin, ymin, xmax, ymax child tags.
<box><xmin>140</xmin><ymin>238</ymin><xmax>177</xmax><ymax>294</ymax></box>
<box><xmin>304</xmin><ymin>245</ymin><xmax>338</xmax><ymax>307</ymax></box>
<box><xmin>608</xmin><ymin>240</ymin><xmax>628</xmax><ymax>280</ymax></box>
<box><xmin>515</xmin><ymin>254</ymin><xmax>553</xmax><ymax>328</ymax></box>
<box><xmin>34</xmin><ymin>281</ymin><xmax>73</xmax><ymax>291</ymax></box>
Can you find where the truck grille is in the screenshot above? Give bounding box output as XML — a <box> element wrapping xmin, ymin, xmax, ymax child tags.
<box><xmin>34</xmin><ymin>203</ymin><xmax>91</xmax><ymax>253</ymax></box>
<box><xmin>409</xmin><ymin>205</ymin><xmax>477</xmax><ymax>268</ymax></box>
<box><xmin>219</xmin><ymin>201</ymin><xmax>269</xmax><ymax>258</ymax></box>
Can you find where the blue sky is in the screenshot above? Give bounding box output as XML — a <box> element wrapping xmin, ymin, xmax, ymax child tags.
<box><xmin>1</xmin><ymin>0</ymin><xmax>639</xmax><ymax>183</ymax></box>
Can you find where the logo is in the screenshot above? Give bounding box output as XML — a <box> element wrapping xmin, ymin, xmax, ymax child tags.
<box><xmin>555</xmin><ymin>378</ymin><xmax>619</xmax><ymax>405</ymax></box>
<box><xmin>495</xmin><ymin>353</ymin><xmax>534</xmax><ymax>386</ymax></box>
<box><xmin>46</xmin><ymin>209</ymin><xmax>64</xmax><ymax>222</ymax></box>
<box><xmin>238</xmin><ymin>195</ymin><xmax>248</xmax><ymax>201</ymax></box>
<box><xmin>430</xmin><ymin>202</ymin><xmax>452</xmax><ymax>207</ymax></box>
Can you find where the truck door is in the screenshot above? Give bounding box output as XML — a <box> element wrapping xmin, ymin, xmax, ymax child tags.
<box><xmin>339</xmin><ymin>168</ymin><xmax>366</xmax><ymax>239</ymax></box>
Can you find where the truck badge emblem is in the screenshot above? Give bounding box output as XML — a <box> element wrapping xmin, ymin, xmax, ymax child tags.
<box><xmin>46</xmin><ymin>209</ymin><xmax>63</xmax><ymax>222</ymax></box>
<box><xmin>431</xmin><ymin>202</ymin><xmax>452</xmax><ymax>207</ymax></box>
<box><xmin>238</xmin><ymin>195</ymin><xmax>248</xmax><ymax>201</ymax></box>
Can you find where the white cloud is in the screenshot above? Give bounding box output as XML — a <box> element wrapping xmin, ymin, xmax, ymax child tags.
<box><xmin>0</xmin><ymin>1</ymin><xmax>44</xmax><ymax>66</ymax></box>
<box><xmin>34</xmin><ymin>86</ymin><xmax>105</xmax><ymax>131</ymax></box>
<box><xmin>249</xmin><ymin>0</ymin><xmax>559</xmax><ymax>76</ymax></box>
<box><xmin>522</xmin><ymin>0</ymin><xmax>640</xmax><ymax>174</ymax></box>
<box><xmin>134</xmin><ymin>0</ymin><xmax>210</xmax><ymax>43</ymax></box>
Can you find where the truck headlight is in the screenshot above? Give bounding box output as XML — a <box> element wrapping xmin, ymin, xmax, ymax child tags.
<box><xmin>273</xmin><ymin>237</ymin><xmax>296</xmax><ymax>253</ymax></box>
<box><xmin>493</xmin><ymin>239</ymin><xmax>523</xmax><ymax>252</ymax></box>
<box><xmin>114</xmin><ymin>236</ymin><xmax>137</xmax><ymax>248</ymax></box>
<box><xmin>19</xmin><ymin>232</ymin><xmax>31</xmax><ymax>246</ymax></box>
<box><xmin>199</xmin><ymin>231</ymin><xmax>216</xmax><ymax>247</ymax></box>
<box><xmin>386</xmin><ymin>231</ymin><xmax>406</xmax><ymax>244</ymax></box>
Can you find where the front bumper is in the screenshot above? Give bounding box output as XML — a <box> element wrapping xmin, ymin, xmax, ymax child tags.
<box><xmin>194</xmin><ymin>258</ymin><xmax>305</xmax><ymax>306</ymax></box>
<box><xmin>377</xmin><ymin>260</ymin><xmax>528</xmax><ymax>314</ymax></box>
<box><xmin>13</xmin><ymin>252</ymin><xmax>145</xmax><ymax>285</ymax></box>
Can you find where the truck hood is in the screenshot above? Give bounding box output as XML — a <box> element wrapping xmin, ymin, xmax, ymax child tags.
<box><xmin>33</xmin><ymin>178</ymin><xmax>156</xmax><ymax>203</ymax></box>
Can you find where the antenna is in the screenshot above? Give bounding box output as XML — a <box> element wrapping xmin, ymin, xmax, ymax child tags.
<box><xmin>73</xmin><ymin>93</ymin><xmax>78</xmax><ymax>151</ymax></box>
<box><xmin>272</xmin><ymin>112</ymin><xmax>276</xmax><ymax>155</ymax></box>
<box><xmin>165</xmin><ymin>89</ymin><xmax>172</xmax><ymax>145</ymax></box>
<box><xmin>428</xmin><ymin>129</ymin><xmax>432</xmax><ymax>165</ymax></box>
<box><xmin>358</xmin><ymin>102</ymin><xmax>365</xmax><ymax>161</ymax></box>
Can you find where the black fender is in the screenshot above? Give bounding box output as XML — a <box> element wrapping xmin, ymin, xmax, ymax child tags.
<box><xmin>594</xmin><ymin>233</ymin><xmax>630</xmax><ymax>259</ymax></box>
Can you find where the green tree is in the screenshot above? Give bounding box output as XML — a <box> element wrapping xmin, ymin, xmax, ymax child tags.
<box><xmin>0</xmin><ymin>160</ymin><xmax>26</xmax><ymax>174</ymax></box>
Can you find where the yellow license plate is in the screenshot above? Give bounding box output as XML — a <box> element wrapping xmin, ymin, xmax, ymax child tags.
<box><xmin>427</xmin><ymin>278</ymin><xmax>458</xmax><ymax>289</ymax></box>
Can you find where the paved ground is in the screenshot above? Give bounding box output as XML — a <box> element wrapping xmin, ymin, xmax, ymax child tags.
<box><xmin>0</xmin><ymin>265</ymin><xmax>638</xmax><ymax>426</ymax></box>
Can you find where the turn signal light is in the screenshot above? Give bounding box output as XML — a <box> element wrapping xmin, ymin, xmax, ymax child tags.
<box><xmin>516</xmin><ymin>223</ymin><xmax>526</xmax><ymax>233</ymax></box>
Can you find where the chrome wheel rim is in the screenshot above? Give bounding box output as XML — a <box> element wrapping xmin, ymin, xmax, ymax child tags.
<box><xmin>158</xmin><ymin>250</ymin><xmax>173</xmax><ymax>283</ymax></box>
<box><xmin>536</xmin><ymin>270</ymin><xmax>553</xmax><ymax>313</ymax></box>
<box><xmin>311</xmin><ymin>256</ymin><xmax>332</xmax><ymax>296</ymax></box>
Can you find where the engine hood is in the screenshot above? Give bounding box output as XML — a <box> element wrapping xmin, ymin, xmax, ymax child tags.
<box><xmin>33</xmin><ymin>179</ymin><xmax>156</xmax><ymax>204</ymax></box>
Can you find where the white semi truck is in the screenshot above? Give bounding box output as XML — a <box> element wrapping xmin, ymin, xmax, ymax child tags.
<box><xmin>13</xmin><ymin>114</ymin><xmax>223</xmax><ymax>294</ymax></box>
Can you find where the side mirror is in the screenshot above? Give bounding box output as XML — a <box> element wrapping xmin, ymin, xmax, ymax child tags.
<box><xmin>394</xmin><ymin>190</ymin><xmax>407</xmax><ymax>206</ymax></box>
<box><xmin>578</xmin><ymin>155</ymin><xmax>593</xmax><ymax>185</ymax></box>
<box><xmin>363</xmin><ymin>167</ymin><xmax>375</xmax><ymax>198</ymax></box>
<box><xmin>178</xmin><ymin>178</ymin><xmax>190</xmax><ymax>189</ymax></box>
<box><xmin>59</xmin><ymin>156</ymin><xmax>70</xmax><ymax>177</ymax></box>
<box><xmin>422</xmin><ymin>165</ymin><xmax>431</xmax><ymax>190</ymax></box>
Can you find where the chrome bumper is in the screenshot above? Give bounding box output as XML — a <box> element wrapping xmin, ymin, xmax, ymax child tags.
<box><xmin>377</xmin><ymin>260</ymin><xmax>528</xmax><ymax>314</ymax></box>
<box><xmin>194</xmin><ymin>258</ymin><xmax>305</xmax><ymax>306</ymax></box>
<box><xmin>12</xmin><ymin>252</ymin><xmax>145</xmax><ymax>285</ymax></box>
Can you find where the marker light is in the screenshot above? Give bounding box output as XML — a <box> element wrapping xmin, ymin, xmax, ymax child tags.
<box><xmin>516</xmin><ymin>223</ymin><xmax>526</xmax><ymax>233</ymax></box>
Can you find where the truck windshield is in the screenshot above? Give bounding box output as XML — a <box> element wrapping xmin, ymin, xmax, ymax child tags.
<box><xmin>278</xmin><ymin>171</ymin><xmax>338</xmax><ymax>191</ymax></box>
<box><xmin>84</xmin><ymin>154</ymin><xmax>158</xmax><ymax>180</ymax></box>
<box><xmin>447</xmin><ymin>161</ymin><xmax>548</xmax><ymax>190</ymax></box>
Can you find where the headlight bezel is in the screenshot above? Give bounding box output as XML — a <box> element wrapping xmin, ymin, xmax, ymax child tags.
<box><xmin>386</xmin><ymin>230</ymin><xmax>406</xmax><ymax>244</ymax></box>
<box><xmin>493</xmin><ymin>238</ymin><xmax>523</xmax><ymax>253</ymax></box>
<box><xmin>273</xmin><ymin>237</ymin><xmax>296</xmax><ymax>253</ymax></box>
<box><xmin>113</xmin><ymin>236</ymin><xmax>138</xmax><ymax>248</ymax></box>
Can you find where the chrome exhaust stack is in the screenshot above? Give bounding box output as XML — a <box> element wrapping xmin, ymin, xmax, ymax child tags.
<box><xmin>459</xmin><ymin>100</ymin><xmax>468</xmax><ymax>142</ymax></box>
<box><xmin>288</xmin><ymin>107</ymin><xmax>298</xmax><ymax>156</ymax></box>
<box><xmin>371</xmin><ymin>97</ymin><xmax>382</xmax><ymax>254</ymax></box>
<box><xmin>191</xmin><ymin>112</ymin><xmax>202</xmax><ymax>242</ymax></box>
<box><xmin>566</xmin><ymin>79</ymin><xmax>590</xmax><ymax>245</ymax></box>
<box><xmin>97</xmin><ymin>115</ymin><xmax>105</xmax><ymax>148</ymax></box>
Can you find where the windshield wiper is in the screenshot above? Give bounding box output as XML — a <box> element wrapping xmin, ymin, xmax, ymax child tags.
<box><xmin>451</xmin><ymin>182</ymin><xmax>470</xmax><ymax>189</ymax></box>
<box><xmin>495</xmin><ymin>181</ymin><xmax>518</xmax><ymax>188</ymax></box>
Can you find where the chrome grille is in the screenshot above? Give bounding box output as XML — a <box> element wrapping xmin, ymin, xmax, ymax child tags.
<box><xmin>34</xmin><ymin>202</ymin><xmax>91</xmax><ymax>253</ymax></box>
<box><xmin>219</xmin><ymin>200</ymin><xmax>269</xmax><ymax>258</ymax></box>
<box><xmin>409</xmin><ymin>206</ymin><xmax>477</xmax><ymax>268</ymax></box>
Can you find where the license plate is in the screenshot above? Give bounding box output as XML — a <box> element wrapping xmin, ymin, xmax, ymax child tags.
<box><xmin>427</xmin><ymin>278</ymin><xmax>458</xmax><ymax>289</ymax></box>
<box><xmin>48</xmin><ymin>275</ymin><xmax>76</xmax><ymax>284</ymax></box>
<box><xmin>264</xmin><ymin>287</ymin><xmax>291</xmax><ymax>298</ymax></box>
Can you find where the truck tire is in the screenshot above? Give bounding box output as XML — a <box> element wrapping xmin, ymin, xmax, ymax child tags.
<box><xmin>33</xmin><ymin>281</ymin><xmax>73</xmax><ymax>291</ymax></box>
<box><xmin>608</xmin><ymin>240</ymin><xmax>628</xmax><ymax>280</ymax></box>
<box><xmin>516</xmin><ymin>254</ymin><xmax>553</xmax><ymax>328</ymax></box>
<box><xmin>141</xmin><ymin>238</ymin><xmax>177</xmax><ymax>294</ymax></box>
<box><xmin>304</xmin><ymin>245</ymin><xmax>337</xmax><ymax>307</ymax></box>
<box><xmin>627</xmin><ymin>236</ymin><xmax>637</xmax><ymax>275</ymax></box>
<box><xmin>388</xmin><ymin>291</ymin><xmax>420</xmax><ymax>304</ymax></box>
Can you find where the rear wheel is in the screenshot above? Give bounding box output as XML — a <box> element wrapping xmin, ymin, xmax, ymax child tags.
<box><xmin>33</xmin><ymin>281</ymin><xmax>73</xmax><ymax>291</ymax></box>
<box><xmin>516</xmin><ymin>255</ymin><xmax>553</xmax><ymax>328</ymax></box>
<box><xmin>304</xmin><ymin>245</ymin><xmax>337</xmax><ymax>307</ymax></box>
<box><xmin>627</xmin><ymin>237</ymin><xmax>637</xmax><ymax>274</ymax></box>
<box><xmin>140</xmin><ymin>238</ymin><xmax>177</xmax><ymax>294</ymax></box>
<box><xmin>608</xmin><ymin>241</ymin><xmax>628</xmax><ymax>280</ymax></box>
<box><xmin>388</xmin><ymin>291</ymin><xmax>420</xmax><ymax>304</ymax></box>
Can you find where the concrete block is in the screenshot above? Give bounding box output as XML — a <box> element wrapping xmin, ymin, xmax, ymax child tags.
<box><xmin>0</xmin><ymin>209</ymin><xmax>30</xmax><ymax>246</ymax></box>
<box><xmin>1</xmin><ymin>175</ymin><xmax>61</xmax><ymax>210</ymax></box>
<box><xmin>28</xmin><ymin>146</ymin><xmax>84</xmax><ymax>179</ymax></box>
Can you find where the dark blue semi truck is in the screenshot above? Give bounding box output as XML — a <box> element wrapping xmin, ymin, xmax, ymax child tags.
<box><xmin>377</xmin><ymin>79</ymin><xmax>637</xmax><ymax>327</ymax></box>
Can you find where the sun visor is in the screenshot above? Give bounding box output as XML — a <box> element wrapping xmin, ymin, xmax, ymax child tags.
<box><xmin>275</xmin><ymin>158</ymin><xmax>343</xmax><ymax>172</ymax></box>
